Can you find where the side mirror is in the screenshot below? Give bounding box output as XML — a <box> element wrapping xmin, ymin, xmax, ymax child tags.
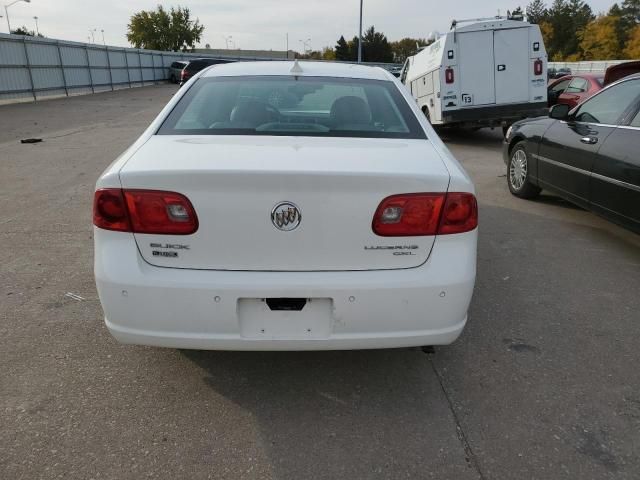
<box><xmin>549</xmin><ymin>103</ymin><xmax>570</xmax><ymax>120</ymax></box>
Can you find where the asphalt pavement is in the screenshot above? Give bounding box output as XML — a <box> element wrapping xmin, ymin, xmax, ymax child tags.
<box><xmin>1</xmin><ymin>84</ymin><xmax>639</xmax><ymax>479</ymax></box>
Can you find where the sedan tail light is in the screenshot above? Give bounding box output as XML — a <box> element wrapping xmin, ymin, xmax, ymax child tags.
<box><xmin>372</xmin><ymin>192</ymin><xmax>477</xmax><ymax>236</ymax></box>
<box><xmin>93</xmin><ymin>189</ymin><xmax>198</xmax><ymax>235</ymax></box>
<box><xmin>445</xmin><ymin>67</ymin><xmax>455</xmax><ymax>84</ymax></box>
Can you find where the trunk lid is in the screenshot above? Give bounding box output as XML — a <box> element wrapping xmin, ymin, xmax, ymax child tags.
<box><xmin>119</xmin><ymin>135</ymin><xmax>450</xmax><ymax>271</ymax></box>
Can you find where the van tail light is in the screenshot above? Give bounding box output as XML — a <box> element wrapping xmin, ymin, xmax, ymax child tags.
<box><xmin>181</xmin><ymin>69</ymin><xmax>187</xmax><ymax>81</ymax></box>
<box><xmin>93</xmin><ymin>189</ymin><xmax>198</xmax><ymax>235</ymax></box>
<box><xmin>372</xmin><ymin>192</ymin><xmax>477</xmax><ymax>236</ymax></box>
<box><xmin>445</xmin><ymin>67</ymin><xmax>455</xmax><ymax>84</ymax></box>
<box><xmin>534</xmin><ymin>59</ymin><xmax>543</xmax><ymax>76</ymax></box>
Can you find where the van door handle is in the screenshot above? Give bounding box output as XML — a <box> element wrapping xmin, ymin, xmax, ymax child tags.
<box><xmin>580</xmin><ymin>136</ymin><xmax>598</xmax><ymax>145</ymax></box>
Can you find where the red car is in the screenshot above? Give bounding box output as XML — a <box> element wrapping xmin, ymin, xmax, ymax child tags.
<box><xmin>547</xmin><ymin>74</ymin><xmax>604</xmax><ymax>109</ymax></box>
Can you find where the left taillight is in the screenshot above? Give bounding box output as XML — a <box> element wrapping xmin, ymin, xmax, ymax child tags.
<box><xmin>93</xmin><ymin>189</ymin><xmax>198</xmax><ymax>235</ymax></box>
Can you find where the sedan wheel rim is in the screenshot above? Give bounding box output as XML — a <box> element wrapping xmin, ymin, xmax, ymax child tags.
<box><xmin>510</xmin><ymin>149</ymin><xmax>527</xmax><ymax>190</ymax></box>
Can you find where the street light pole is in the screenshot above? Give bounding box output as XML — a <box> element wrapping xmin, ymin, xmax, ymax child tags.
<box><xmin>358</xmin><ymin>0</ymin><xmax>363</xmax><ymax>63</ymax></box>
<box><xmin>101</xmin><ymin>28</ymin><xmax>105</xmax><ymax>45</ymax></box>
<box><xmin>33</xmin><ymin>15</ymin><xmax>38</xmax><ymax>35</ymax></box>
<box><xmin>4</xmin><ymin>0</ymin><xmax>31</xmax><ymax>34</ymax></box>
<box><xmin>299</xmin><ymin>38</ymin><xmax>311</xmax><ymax>55</ymax></box>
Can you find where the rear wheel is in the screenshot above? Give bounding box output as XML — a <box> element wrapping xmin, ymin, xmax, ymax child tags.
<box><xmin>508</xmin><ymin>142</ymin><xmax>541</xmax><ymax>199</ymax></box>
<box><xmin>422</xmin><ymin>106</ymin><xmax>431</xmax><ymax>123</ymax></box>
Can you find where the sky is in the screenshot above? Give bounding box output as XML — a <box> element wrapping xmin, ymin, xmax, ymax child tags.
<box><xmin>2</xmin><ymin>0</ymin><xmax>618</xmax><ymax>51</ymax></box>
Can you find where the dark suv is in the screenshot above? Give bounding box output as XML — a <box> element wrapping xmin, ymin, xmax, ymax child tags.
<box><xmin>180</xmin><ymin>58</ymin><xmax>233</xmax><ymax>86</ymax></box>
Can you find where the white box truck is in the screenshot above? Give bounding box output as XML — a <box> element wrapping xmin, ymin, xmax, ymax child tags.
<box><xmin>400</xmin><ymin>17</ymin><xmax>548</xmax><ymax>133</ymax></box>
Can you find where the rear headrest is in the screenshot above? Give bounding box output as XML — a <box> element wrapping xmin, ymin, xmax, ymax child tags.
<box><xmin>230</xmin><ymin>100</ymin><xmax>272</xmax><ymax>127</ymax></box>
<box><xmin>330</xmin><ymin>96</ymin><xmax>371</xmax><ymax>126</ymax></box>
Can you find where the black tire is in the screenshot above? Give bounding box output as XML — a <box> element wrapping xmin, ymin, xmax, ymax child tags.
<box><xmin>422</xmin><ymin>107</ymin><xmax>431</xmax><ymax>123</ymax></box>
<box><xmin>170</xmin><ymin>74</ymin><xmax>176</xmax><ymax>84</ymax></box>
<box><xmin>507</xmin><ymin>142</ymin><xmax>541</xmax><ymax>199</ymax></box>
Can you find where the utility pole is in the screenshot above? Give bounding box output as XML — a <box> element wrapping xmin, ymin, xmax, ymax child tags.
<box><xmin>286</xmin><ymin>32</ymin><xmax>288</xmax><ymax>59</ymax></box>
<box><xmin>358</xmin><ymin>0</ymin><xmax>363</xmax><ymax>63</ymax></box>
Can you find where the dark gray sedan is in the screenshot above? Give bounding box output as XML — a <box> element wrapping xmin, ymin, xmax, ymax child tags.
<box><xmin>504</xmin><ymin>74</ymin><xmax>640</xmax><ymax>234</ymax></box>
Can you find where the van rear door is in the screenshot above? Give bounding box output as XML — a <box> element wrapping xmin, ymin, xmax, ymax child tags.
<box><xmin>458</xmin><ymin>31</ymin><xmax>495</xmax><ymax>106</ymax></box>
<box><xmin>494</xmin><ymin>28</ymin><xmax>530</xmax><ymax>104</ymax></box>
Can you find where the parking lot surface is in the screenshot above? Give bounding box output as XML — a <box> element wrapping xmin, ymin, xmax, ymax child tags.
<box><xmin>1</xmin><ymin>85</ymin><xmax>639</xmax><ymax>479</ymax></box>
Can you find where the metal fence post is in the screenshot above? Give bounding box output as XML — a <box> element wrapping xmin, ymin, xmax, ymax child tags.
<box><xmin>105</xmin><ymin>45</ymin><xmax>114</xmax><ymax>91</ymax></box>
<box><xmin>22</xmin><ymin>36</ymin><xmax>37</xmax><ymax>101</ymax></box>
<box><xmin>138</xmin><ymin>49</ymin><xmax>144</xmax><ymax>86</ymax></box>
<box><xmin>123</xmin><ymin>48</ymin><xmax>131</xmax><ymax>88</ymax></box>
<box><xmin>84</xmin><ymin>44</ymin><xmax>95</xmax><ymax>93</ymax></box>
<box><xmin>56</xmin><ymin>40</ymin><xmax>69</xmax><ymax>97</ymax></box>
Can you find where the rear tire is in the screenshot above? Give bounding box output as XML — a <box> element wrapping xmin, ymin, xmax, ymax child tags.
<box><xmin>422</xmin><ymin>107</ymin><xmax>431</xmax><ymax>123</ymax></box>
<box><xmin>508</xmin><ymin>142</ymin><xmax>541</xmax><ymax>199</ymax></box>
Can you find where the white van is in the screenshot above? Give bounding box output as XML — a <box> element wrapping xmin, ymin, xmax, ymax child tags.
<box><xmin>400</xmin><ymin>17</ymin><xmax>548</xmax><ymax>133</ymax></box>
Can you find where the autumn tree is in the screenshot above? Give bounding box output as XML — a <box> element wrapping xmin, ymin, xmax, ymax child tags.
<box><xmin>322</xmin><ymin>47</ymin><xmax>336</xmax><ymax>60</ymax></box>
<box><xmin>623</xmin><ymin>24</ymin><xmax>640</xmax><ymax>57</ymax></box>
<box><xmin>580</xmin><ymin>15</ymin><xmax>622</xmax><ymax>60</ymax></box>
<box><xmin>126</xmin><ymin>6</ymin><xmax>204</xmax><ymax>51</ymax></box>
<box><xmin>390</xmin><ymin>37</ymin><xmax>428</xmax><ymax>63</ymax></box>
<box><xmin>539</xmin><ymin>20</ymin><xmax>554</xmax><ymax>50</ymax></box>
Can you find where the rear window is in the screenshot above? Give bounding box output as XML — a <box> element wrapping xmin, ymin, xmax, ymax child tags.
<box><xmin>158</xmin><ymin>76</ymin><xmax>426</xmax><ymax>139</ymax></box>
<box><xmin>185</xmin><ymin>61</ymin><xmax>207</xmax><ymax>72</ymax></box>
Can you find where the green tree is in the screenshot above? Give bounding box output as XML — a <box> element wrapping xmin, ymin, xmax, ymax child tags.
<box><xmin>362</xmin><ymin>26</ymin><xmax>394</xmax><ymax>62</ymax></box>
<box><xmin>509</xmin><ymin>6</ymin><xmax>525</xmax><ymax>18</ymax></box>
<box><xmin>526</xmin><ymin>0</ymin><xmax>548</xmax><ymax>23</ymax></box>
<box><xmin>546</xmin><ymin>0</ymin><xmax>593</xmax><ymax>60</ymax></box>
<box><xmin>348</xmin><ymin>36</ymin><xmax>360</xmax><ymax>61</ymax></box>
<box><xmin>390</xmin><ymin>37</ymin><xmax>428</xmax><ymax>63</ymax></box>
<box><xmin>580</xmin><ymin>15</ymin><xmax>622</xmax><ymax>60</ymax></box>
<box><xmin>126</xmin><ymin>5</ymin><xmax>204</xmax><ymax>51</ymax></box>
<box><xmin>335</xmin><ymin>35</ymin><xmax>350</xmax><ymax>60</ymax></box>
<box><xmin>11</xmin><ymin>26</ymin><xmax>43</xmax><ymax>37</ymax></box>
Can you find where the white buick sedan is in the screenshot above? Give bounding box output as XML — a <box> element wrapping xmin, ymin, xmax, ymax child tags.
<box><xmin>93</xmin><ymin>61</ymin><xmax>477</xmax><ymax>351</ymax></box>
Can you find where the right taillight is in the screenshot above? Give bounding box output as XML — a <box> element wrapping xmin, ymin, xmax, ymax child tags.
<box><xmin>372</xmin><ymin>192</ymin><xmax>477</xmax><ymax>237</ymax></box>
<box><xmin>93</xmin><ymin>188</ymin><xmax>198</xmax><ymax>235</ymax></box>
<box><xmin>534</xmin><ymin>59</ymin><xmax>543</xmax><ymax>76</ymax></box>
<box><xmin>445</xmin><ymin>67</ymin><xmax>455</xmax><ymax>84</ymax></box>
<box><xmin>181</xmin><ymin>69</ymin><xmax>187</xmax><ymax>81</ymax></box>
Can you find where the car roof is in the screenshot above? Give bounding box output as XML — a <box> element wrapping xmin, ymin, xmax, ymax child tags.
<box><xmin>554</xmin><ymin>73</ymin><xmax>602</xmax><ymax>82</ymax></box>
<box><xmin>200</xmin><ymin>61</ymin><xmax>393</xmax><ymax>81</ymax></box>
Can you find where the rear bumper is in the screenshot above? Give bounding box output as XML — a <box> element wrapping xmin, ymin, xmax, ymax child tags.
<box><xmin>95</xmin><ymin>229</ymin><xmax>477</xmax><ymax>351</ymax></box>
<box><xmin>442</xmin><ymin>102</ymin><xmax>548</xmax><ymax>126</ymax></box>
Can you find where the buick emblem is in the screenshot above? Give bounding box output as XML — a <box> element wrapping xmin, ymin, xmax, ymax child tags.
<box><xmin>271</xmin><ymin>202</ymin><xmax>301</xmax><ymax>231</ymax></box>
